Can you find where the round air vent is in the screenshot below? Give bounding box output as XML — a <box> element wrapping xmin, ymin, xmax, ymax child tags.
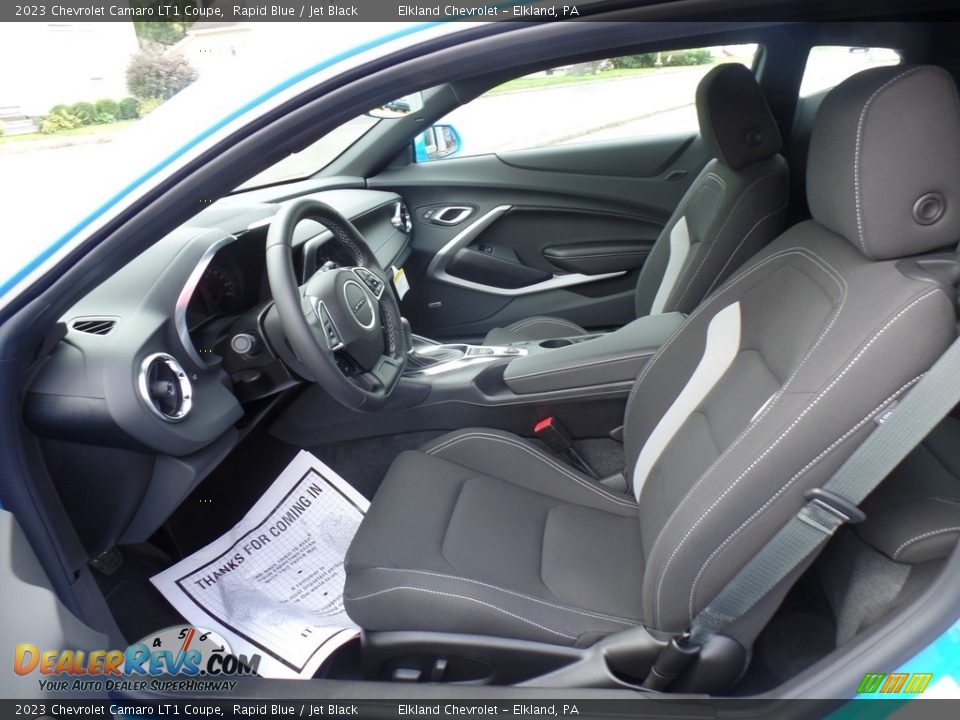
<box><xmin>138</xmin><ymin>353</ymin><xmax>192</xmax><ymax>422</ymax></box>
<box><xmin>391</xmin><ymin>201</ymin><xmax>412</xmax><ymax>233</ymax></box>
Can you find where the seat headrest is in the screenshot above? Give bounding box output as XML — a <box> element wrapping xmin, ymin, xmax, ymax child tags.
<box><xmin>696</xmin><ymin>63</ymin><xmax>782</xmax><ymax>170</ymax></box>
<box><xmin>807</xmin><ymin>65</ymin><xmax>960</xmax><ymax>261</ymax></box>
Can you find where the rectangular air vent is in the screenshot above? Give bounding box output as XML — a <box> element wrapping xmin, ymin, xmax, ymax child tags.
<box><xmin>71</xmin><ymin>318</ymin><xmax>116</xmax><ymax>336</ymax></box>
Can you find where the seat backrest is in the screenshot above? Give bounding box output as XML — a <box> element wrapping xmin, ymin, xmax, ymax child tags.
<box><xmin>634</xmin><ymin>63</ymin><xmax>790</xmax><ymax>318</ymax></box>
<box><xmin>623</xmin><ymin>65</ymin><xmax>960</xmax><ymax>643</ymax></box>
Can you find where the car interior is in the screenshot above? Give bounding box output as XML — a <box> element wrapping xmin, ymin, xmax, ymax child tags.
<box><xmin>8</xmin><ymin>16</ymin><xmax>960</xmax><ymax>700</ymax></box>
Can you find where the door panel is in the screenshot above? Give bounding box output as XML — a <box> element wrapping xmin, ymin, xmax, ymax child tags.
<box><xmin>0</xmin><ymin>511</ymin><xmax>109</xmax><ymax>698</ymax></box>
<box><xmin>369</xmin><ymin>133</ymin><xmax>709</xmax><ymax>340</ymax></box>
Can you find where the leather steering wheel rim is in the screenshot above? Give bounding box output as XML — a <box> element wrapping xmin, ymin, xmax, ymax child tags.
<box><xmin>265</xmin><ymin>198</ymin><xmax>406</xmax><ymax>411</ymax></box>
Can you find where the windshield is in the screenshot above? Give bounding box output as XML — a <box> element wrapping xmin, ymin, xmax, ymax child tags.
<box><xmin>0</xmin><ymin>21</ymin><xmax>416</xmax><ymax>294</ymax></box>
<box><xmin>237</xmin><ymin>114</ymin><xmax>379</xmax><ymax>190</ymax></box>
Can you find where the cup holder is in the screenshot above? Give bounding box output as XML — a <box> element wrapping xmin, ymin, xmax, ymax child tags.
<box><xmin>539</xmin><ymin>338</ymin><xmax>574</xmax><ymax>349</ymax></box>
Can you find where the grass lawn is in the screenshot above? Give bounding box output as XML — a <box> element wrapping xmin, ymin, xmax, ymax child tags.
<box><xmin>0</xmin><ymin>120</ymin><xmax>137</xmax><ymax>149</ymax></box>
<box><xmin>486</xmin><ymin>57</ymin><xmax>756</xmax><ymax>95</ymax></box>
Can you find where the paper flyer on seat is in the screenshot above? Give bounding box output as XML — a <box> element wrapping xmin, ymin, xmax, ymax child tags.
<box><xmin>151</xmin><ymin>451</ymin><xmax>369</xmax><ymax>679</ymax></box>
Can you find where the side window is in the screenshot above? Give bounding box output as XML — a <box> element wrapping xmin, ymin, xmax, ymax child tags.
<box><xmin>418</xmin><ymin>45</ymin><xmax>758</xmax><ymax>161</ymax></box>
<box><xmin>799</xmin><ymin>46</ymin><xmax>901</xmax><ymax>98</ymax></box>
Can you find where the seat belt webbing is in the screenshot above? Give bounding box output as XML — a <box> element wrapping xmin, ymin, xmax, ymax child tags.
<box><xmin>688</xmin><ymin>333</ymin><xmax>960</xmax><ymax>645</ymax></box>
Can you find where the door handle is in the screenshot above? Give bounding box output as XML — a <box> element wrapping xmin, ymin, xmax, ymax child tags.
<box><xmin>430</xmin><ymin>206</ymin><xmax>474</xmax><ymax>226</ymax></box>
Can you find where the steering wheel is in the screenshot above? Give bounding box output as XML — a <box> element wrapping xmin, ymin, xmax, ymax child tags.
<box><xmin>265</xmin><ymin>198</ymin><xmax>406</xmax><ymax>411</ymax></box>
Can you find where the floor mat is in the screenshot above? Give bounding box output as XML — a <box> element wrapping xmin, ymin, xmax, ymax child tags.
<box><xmin>93</xmin><ymin>543</ymin><xmax>184</xmax><ymax>642</ymax></box>
<box><xmin>165</xmin><ymin>429</ymin><xmax>446</xmax><ymax>557</ymax></box>
<box><xmin>153</xmin><ymin>451</ymin><xmax>369</xmax><ymax>679</ymax></box>
<box><xmin>164</xmin><ymin>429</ymin><xmax>301</xmax><ymax>557</ymax></box>
<box><xmin>730</xmin><ymin>571</ymin><xmax>836</xmax><ymax>695</ymax></box>
<box><xmin>307</xmin><ymin>430</ymin><xmax>445</xmax><ymax>498</ymax></box>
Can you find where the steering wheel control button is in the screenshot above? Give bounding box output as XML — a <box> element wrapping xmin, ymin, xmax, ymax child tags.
<box><xmin>354</xmin><ymin>267</ymin><xmax>385</xmax><ymax>298</ymax></box>
<box><xmin>315</xmin><ymin>301</ymin><xmax>344</xmax><ymax>351</ymax></box>
<box><xmin>230</xmin><ymin>332</ymin><xmax>261</xmax><ymax>356</ymax></box>
<box><xmin>343</xmin><ymin>279</ymin><xmax>376</xmax><ymax>329</ymax></box>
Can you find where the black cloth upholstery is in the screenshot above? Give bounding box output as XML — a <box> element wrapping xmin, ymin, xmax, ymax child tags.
<box><xmin>346</xmin><ymin>65</ymin><xmax>960</xmax><ymax>650</ymax></box>
<box><xmin>483</xmin><ymin>64</ymin><xmax>789</xmax><ymax>345</ymax></box>
<box><xmin>858</xmin><ymin>415</ymin><xmax>960</xmax><ymax>564</ymax></box>
<box><xmin>807</xmin><ymin>65</ymin><xmax>960</xmax><ymax>260</ymax></box>
<box><xmin>345</xmin><ymin>429</ymin><xmax>642</xmax><ymax>647</ymax></box>
<box><xmin>696</xmin><ymin>63</ymin><xmax>782</xmax><ymax>171</ymax></box>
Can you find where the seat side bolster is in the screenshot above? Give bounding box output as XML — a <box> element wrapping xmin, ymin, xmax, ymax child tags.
<box><xmin>421</xmin><ymin>428</ymin><xmax>637</xmax><ymax>516</ymax></box>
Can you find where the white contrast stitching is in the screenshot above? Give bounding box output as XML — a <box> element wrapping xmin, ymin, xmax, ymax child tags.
<box><xmin>344</xmin><ymin>586</ymin><xmax>578</xmax><ymax>640</ymax></box>
<box><xmin>641</xmin><ymin>252</ymin><xmax>846</xmax><ymax>537</ymax></box>
<box><xmin>624</xmin><ymin>248</ymin><xmax>842</xmax><ymax>426</ymax></box>
<box><xmin>702</xmin><ymin>200</ymin><xmax>789</xmax><ymax>298</ymax></box>
<box><xmin>687</xmin><ymin>375</ymin><xmax>923</xmax><ymax>620</ymax></box>
<box><xmin>893</xmin><ymin>527</ymin><xmax>960</xmax><ymax>560</ymax></box>
<box><xmin>627</xmin><ymin>250</ymin><xmax>848</xmax><ymax>562</ymax></box>
<box><xmin>674</xmin><ymin>168</ymin><xmax>786</xmax><ymax>310</ymax></box>
<box><xmin>853</xmin><ymin>67</ymin><xmax>924</xmax><ymax>258</ymax></box>
<box><xmin>506</xmin><ymin>317</ymin><xmax>588</xmax><ymax>335</ymax></box>
<box><xmin>369</xmin><ymin>568</ymin><xmax>638</xmax><ymax>625</ymax></box>
<box><xmin>930</xmin><ymin>497</ymin><xmax>960</xmax><ymax>507</ymax></box>
<box><xmin>425</xmin><ymin>432</ymin><xmax>637</xmax><ymax>509</ymax></box>
<box><xmin>654</xmin><ymin>288</ymin><xmax>941</xmax><ymax>624</ymax></box>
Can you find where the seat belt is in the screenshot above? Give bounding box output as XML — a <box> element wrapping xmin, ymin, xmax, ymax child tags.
<box><xmin>644</xmin><ymin>332</ymin><xmax>960</xmax><ymax>689</ymax></box>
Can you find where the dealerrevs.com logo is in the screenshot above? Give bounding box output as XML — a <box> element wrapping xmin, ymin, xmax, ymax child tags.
<box><xmin>14</xmin><ymin>626</ymin><xmax>260</xmax><ymax>693</ymax></box>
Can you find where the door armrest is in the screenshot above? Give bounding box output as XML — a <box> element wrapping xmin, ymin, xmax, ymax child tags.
<box><xmin>543</xmin><ymin>241</ymin><xmax>652</xmax><ymax>275</ymax></box>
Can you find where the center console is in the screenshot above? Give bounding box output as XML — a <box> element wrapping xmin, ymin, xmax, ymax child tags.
<box><xmin>404</xmin><ymin>335</ymin><xmax>528</xmax><ymax>376</ymax></box>
<box><xmin>272</xmin><ymin>312</ymin><xmax>687</xmax><ymax>447</ymax></box>
<box><xmin>403</xmin><ymin>312</ymin><xmax>685</xmax><ymax>395</ymax></box>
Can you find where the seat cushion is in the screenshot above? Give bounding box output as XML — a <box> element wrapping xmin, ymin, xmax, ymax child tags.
<box><xmin>483</xmin><ymin>317</ymin><xmax>588</xmax><ymax>345</ymax></box>
<box><xmin>858</xmin><ymin>415</ymin><xmax>960</xmax><ymax>564</ymax></box>
<box><xmin>344</xmin><ymin>429</ymin><xmax>643</xmax><ymax>647</ymax></box>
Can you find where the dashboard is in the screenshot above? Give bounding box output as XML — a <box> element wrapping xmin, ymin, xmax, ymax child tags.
<box><xmin>26</xmin><ymin>187</ymin><xmax>412</xmax><ymax>457</ymax></box>
<box><xmin>23</xmin><ymin>186</ymin><xmax>412</xmax><ymax>554</ymax></box>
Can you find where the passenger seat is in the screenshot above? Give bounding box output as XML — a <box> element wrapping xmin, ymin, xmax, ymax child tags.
<box><xmin>484</xmin><ymin>63</ymin><xmax>790</xmax><ymax>345</ymax></box>
<box><xmin>858</xmin><ymin>415</ymin><xmax>960</xmax><ymax>564</ymax></box>
<box><xmin>814</xmin><ymin>415</ymin><xmax>960</xmax><ymax>646</ymax></box>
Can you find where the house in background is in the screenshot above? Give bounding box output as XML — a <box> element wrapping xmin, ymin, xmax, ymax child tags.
<box><xmin>0</xmin><ymin>22</ymin><xmax>139</xmax><ymax>127</ymax></box>
<box><xmin>175</xmin><ymin>22</ymin><xmax>255</xmax><ymax>78</ymax></box>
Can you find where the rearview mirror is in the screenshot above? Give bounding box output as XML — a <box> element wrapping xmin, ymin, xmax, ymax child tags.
<box><xmin>366</xmin><ymin>92</ymin><xmax>424</xmax><ymax>119</ymax></box>
<box><xmin>414</xmin><ymin>124</ymin><xmax>463</xmax><ymax>162</ymax></box>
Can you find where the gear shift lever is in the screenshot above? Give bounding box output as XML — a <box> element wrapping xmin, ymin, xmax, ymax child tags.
<box><xmin>400</xmin><ymin>322</ymin><xmax>526</xmax><ymax>376</ymax></box>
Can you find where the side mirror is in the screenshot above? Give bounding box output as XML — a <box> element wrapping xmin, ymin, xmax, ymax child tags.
<box><xmin>414</xmin><ymin>124</ymin><xmax>463</xmax><ymax>162</ymax></box>
<box><xmin>367</xmin><ymin>92</ymin><xmax>424</xmax><ymax>119</ymax></box>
